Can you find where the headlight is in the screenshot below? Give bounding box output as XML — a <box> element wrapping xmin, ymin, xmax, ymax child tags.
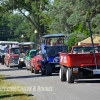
<box><xmin>20</xmin><ymin>58</ymin><xmax>24</xmax><ymax>61</ymax></box>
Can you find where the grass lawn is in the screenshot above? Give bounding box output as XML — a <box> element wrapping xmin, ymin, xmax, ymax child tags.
<box><xmin>0</xmin><ymin>74</ymin><xmax>36</xmax><ymax>100</ymax></box>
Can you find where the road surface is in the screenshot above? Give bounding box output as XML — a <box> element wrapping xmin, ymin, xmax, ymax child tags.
<box><xmin>0</xmin><ymin>65</ymin><xmax>100</xmax><ymax>100</ymax></box>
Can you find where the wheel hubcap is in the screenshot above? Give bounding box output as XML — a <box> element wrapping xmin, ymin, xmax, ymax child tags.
<box><xmin>59</xmin><ymin>68</ymin><xmax>61</xmax><ymax>79</ymax></box>
<box><xmin>66</xmin><ymin>69</ymin><xmax>68</xmax><ymax>81</ymax></box>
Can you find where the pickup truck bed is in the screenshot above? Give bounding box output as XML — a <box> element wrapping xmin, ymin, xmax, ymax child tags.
<box><xmin>59</xmin><ymin>52</ymin><xmax>100</xmax><ymax>83</ymax></box>
<box><xmin>60</xmin><ymin>53</ymin><xmax>100</xmax><ymax>67</ymax></box>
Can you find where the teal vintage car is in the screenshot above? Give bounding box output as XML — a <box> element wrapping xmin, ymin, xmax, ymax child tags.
<box><xmin>25</xmin><ymin>49</ymin><xmax>37</xmax><ymax>70</ymax></box>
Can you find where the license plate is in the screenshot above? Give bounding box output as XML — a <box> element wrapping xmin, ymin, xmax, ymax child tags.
<box><xmin>93</xmin><ymin>69</ymin><xmax>100</xmax><ymax>74</ymax></box>
<box><xmin>55</xmin><ymin>65</ymin><xmax>60</xmax><ymax>67</ymax></box>
<box><xmin>73</xmin><ymin>68</ymin><xmax>78</xmax><ymax>73</ymax></box>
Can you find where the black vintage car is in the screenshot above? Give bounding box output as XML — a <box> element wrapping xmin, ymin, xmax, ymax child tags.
<box><xmin>18</xmin><ymin>42</ymin><xmax>35</xmax><ymax>68</ymax></box>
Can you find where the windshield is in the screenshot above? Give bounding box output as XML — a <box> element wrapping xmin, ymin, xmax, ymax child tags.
<box><xmin>72</xmin><ymin>46</ymin><xmax>100</xmax><ymax>53</ymax></box>
<box><xmin>0</xmin><ymin>45</ymin><xmax>10</xmax><ymax>53</ymax></box>
<box><xmin>30</xmin><ymin>51</ymin><xmax>36</xmax><ymax>57</ymax></box>
<box><xmin>45</xmin><ymin>37</ymin><xmax>65</xmax><ymax>46</ymax></box>
<box><xmin>0</xmin><ymin>50</ymin><xmax>7</xmax><ymax>53</ymax></box>
<box><xmin>10</xmin><ymin>48</ymin><xmax>20</xmax><ymax>54</ymax></box>
<box><xmin>20</xmin><ymin>46</ymin><xmax>29</xmax><ymax>53</ymax></box>
<box><xmin>46</xmin><ymin>45</ymin><xmax>68</xmax><ymax>56</ymax></box>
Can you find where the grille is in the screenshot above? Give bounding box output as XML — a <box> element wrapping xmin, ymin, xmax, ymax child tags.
<box><xmin>10</xmin><ymin>57</ymin><xmax>19</xmax><ymax>64</ymax></box>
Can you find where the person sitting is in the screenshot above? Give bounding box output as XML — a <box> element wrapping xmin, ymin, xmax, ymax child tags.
<box><xmin>46</xmin><ymin>38</ymin><xmax>52</xmax><ymax>45</ymax></box>
<box><xmin>30</xmin><ymin>45</ymin><xmax>33</xmax><ymax>50</ymax></box>
<box><xmin>4</xmin><ymin>45</ymin><xmax>9</xmax><ymax>53</ymax></box>
<box><xmin>50</xmin><ymin>41</ymin><xmax>55</xmax><ymax>46</ymax></box>
<box><xmin>95</xmin><ymin>48</ymin><xmax>99</xmax><ymax>53</ymax></box>
<box><xmin>72</xmin><ymin>49</ymin><xmax>78</xmax><ymax>54</ymax></box>
<box><xmin>56</xmin><ymin>40</ymin><xmax>63</xmax><ymax>46</ymax></box>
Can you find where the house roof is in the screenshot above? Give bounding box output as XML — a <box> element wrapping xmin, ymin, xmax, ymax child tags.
<box><xmin>78</xmin><ymin>34</ymin><xmax>100</xmax><ymax>45</ymax></box>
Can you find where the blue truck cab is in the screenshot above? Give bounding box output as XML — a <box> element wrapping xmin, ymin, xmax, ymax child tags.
<box><xmin>40</xmin><ymin>34</ymin><xmax>68</xmax><ymax>76</ymax></box>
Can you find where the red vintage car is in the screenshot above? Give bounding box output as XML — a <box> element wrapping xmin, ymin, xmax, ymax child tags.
<box><xmin>4</xmin><ymin>47</ymin><xmax>20</xmax><ymax>67</ymax></box>
<box><xmin>30</xmin><ymin>51</ymin><xmax>43</xmax><ymax>74</ymax></box>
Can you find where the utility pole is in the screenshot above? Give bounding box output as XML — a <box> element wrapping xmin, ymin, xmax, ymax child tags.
<box><xmin>86</xmin><ymin>19</ymin><xmax>98</xmax><ymax>69</ymax></box>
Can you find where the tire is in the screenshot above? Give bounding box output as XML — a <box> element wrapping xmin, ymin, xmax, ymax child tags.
<box><xmin>41</xmin><ymin>64</ymin><xmax>46</xmax><ymax>75</ymax></box>
<box><xmin>6</xmin><ymin>62</ymin><xmax>9</xmax><ymax>67</ymax></box>
<box><xmin>28</xmin><ymin>61</ymin><xmax>31</xmax><ymax>70</ymax></box>
<box><xmin>31</xmin><ymin>66</ymin><xmax>34</xmax><ymax>73</ymax></box>
<box><xmin>67</xmin><ymin>67</ymin><xmax>74</xmax><ymax>83</ymax></box>
<box><xmin>1</xmin><ymin>57</ymin><xmax>4</xmax><ymax>65</ymax></box>
<box><xmin>18</xmin><ymin>62</ymin><xmax>23</xmax><ymax>69</ymax></box>
<box><xmin>45</xmin><ymin>63</ymin><xmax>52</xmax><ymax>76</ymax></box>
<box><xmin>59</xmin><ymin>66</ymin><xmax>67</xmax><ymax>81</ymax></box>
<box><xmin>1</xmin><ymin>61</ymin><xmax>4</xmax><ymax>65</ymax></box>
<box><xmin>41</xmin><ymin>68</ymin><xmax>45</xmax><ymax>75</ymax></box>
<box><xmin>8</xmin><ymin>63</ymin><xmax>11</xmax><ymax>68</ymax></box>
<box><xmin>34</xmin><ymin>65</ymin><xmax>39</xmax><ymax>74</ymax></box>
<box><xmin>26</xmin><ymin>61</ymin><xmax>30</xmax><ymax>70</ymax></box>
<box><xmin>6</xmin><ymin>61</ymin><xmax>9</xmax><ymax>67</ymax></box>
<box><xmin>26</xmin><ymin>68</ymin><xmax>29</xmax><ymax>70</ymax></box>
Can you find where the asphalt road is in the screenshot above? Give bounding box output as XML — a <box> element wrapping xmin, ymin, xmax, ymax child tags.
<box><xmin>0</xmin><ymin>65</ymin><xmax>100</xmax><ymax>100</ymax></box>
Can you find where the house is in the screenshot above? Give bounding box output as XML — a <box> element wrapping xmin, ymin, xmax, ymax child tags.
<box><xmin>78</xmin><ymin>34</ymin><xmax>100</xmax><ymax>46</ymax></box>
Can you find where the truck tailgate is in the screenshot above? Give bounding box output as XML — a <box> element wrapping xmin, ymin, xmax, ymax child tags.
<box><xmin>59</xmin><ymin>52</ymin><xmax>100</xmax><ymax>67</ymax></box>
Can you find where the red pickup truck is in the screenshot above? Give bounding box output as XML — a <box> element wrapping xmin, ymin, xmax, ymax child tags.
<box><xmin>59</xmin><ymin>45</ymin><xmax>100</xmax><ymax>83</ymax></box>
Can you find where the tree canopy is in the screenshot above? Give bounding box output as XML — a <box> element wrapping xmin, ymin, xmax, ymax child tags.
<box><xmin>0</xmin><ymin>0</ymin><xmax>100</xmax><ymax>49</ymax></box>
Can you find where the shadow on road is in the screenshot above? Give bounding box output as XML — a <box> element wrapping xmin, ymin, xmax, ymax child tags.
<box><xmin>0</xmin><ymin>93</ymin><xmax>34</xmax><ymax>99</ymax></box>
<box><xmin>74</xmin><ymin>75</ymin><xmax>100</xmax><ymax>83</ymax></box>
<box><xmin>75</xmin><ymin>79</ymin><xmax>100</xmax><ymax>83</ymax></box>
<box><xmin>0</xmin><ymin>67</ymin><xmax>26</xmax><ymax>71</ymax></box>
<box><xmin>2</xmin><ymin>73</ymin><xmax>59</xmax><ymax>80</ymax></box>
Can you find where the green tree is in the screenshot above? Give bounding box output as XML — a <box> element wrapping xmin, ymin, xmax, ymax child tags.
<box><xmin>0</xmin><ymin>0</ymin><xmax>50</xmax><ymax>36</ymax></box>
<box><xmin>0</xmin><ymin>0</ymin><xmax>51</xmax><ymax>48</ymax></box>
<box><xmin>0</xmin><ymin>12</ymin><xmax>35</xmax><ymax>42</ymax></box>
<box><xmin>7</xmin><ymin>14</ymin><xmax>35</xmax><ymax>42</ymax></box>
<box><xmin>67</xmin><ymin>34</ymin><xmax>77</xmax><ymax>51</ymax></box>
<box><xmin>48</xmin><ymin>0</ymin><xmax>74</xmax><ymax>34</ymax></box>
<box><xmin>0</xmin><ymin>12</ymin><xmax>11</xmax><ymax>41</ymax></box>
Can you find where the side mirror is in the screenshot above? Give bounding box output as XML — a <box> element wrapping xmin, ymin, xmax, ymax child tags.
<box><xmin>44</xmin><ymin>46</ymin><xmax>47</xmax><ymax>50</ymax></box>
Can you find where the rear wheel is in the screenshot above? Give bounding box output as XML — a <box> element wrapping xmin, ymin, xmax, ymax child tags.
<box><xmin>26</xmin><ymin>61</ymin><xmax>30</xmax><ymax>70</ymax></box>
<box><xmin>31</xmin><ymin>66</ymin><xmax>34</xmax><ymax>73</ymax></box>
<box><xmin>45</xmin><ymin>63</ymin><xmax>52</xmax><ymax>76</ymax></box>
<box><xmin>26</xmin><ymin>68</ymin><xmax>29</xmax><ymax>70</ymax></box>
<box><xmin>18</xmin><ymin>62</ymin><xmax>23</xmax><ymax>69</ymax></box>
<box><xmin>6</xmin><ymin>61</ymin><xmax>9</xmax><ymax>67</ymax></box>
<box><xmin>1</xmin><ymin>57</ymin><xmax>4</xmax><ymax>65</ymax></box>
<box><xmin>59</xmin><ymin>66</ymin><xmax>67</xmax><ymax>81</ymax></box>
<box><xmin>34</xmin><ymin>65</ymin><xmax>39</xmax><ymax>74</ymax></box>
<box><xmin>41</xmin><ymin>64</ymin><xmax>45</xmax><ymax>75</ymax></box>
<box><xmin>67</xmin><ymin>67</ymin><xmax>74</xmax><ymax>83</ymax></box>
<box><xmin>41</xmin><ymin>68</ymin><xmax>45</xmax><ymax>75</ymax></box>
<box><xmin>8</xmin><ymin>62</ymin><xmax>12</xmax><ymax>68</ymax></box>
<box><xmin>1</xmin><ymin>61</ymin><xmax>4</xmax><ymax>65</ymax></box>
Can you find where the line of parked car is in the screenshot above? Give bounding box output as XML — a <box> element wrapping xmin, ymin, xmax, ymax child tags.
<box><xmin>1</xmin><ymin>33</ymin><xmax>100</xmax><ymax>84</ymax></box>
<box><xmin>0</xmin><ymin>34</ymin><xmax>68</xmax><ymax>76</ymax></box>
